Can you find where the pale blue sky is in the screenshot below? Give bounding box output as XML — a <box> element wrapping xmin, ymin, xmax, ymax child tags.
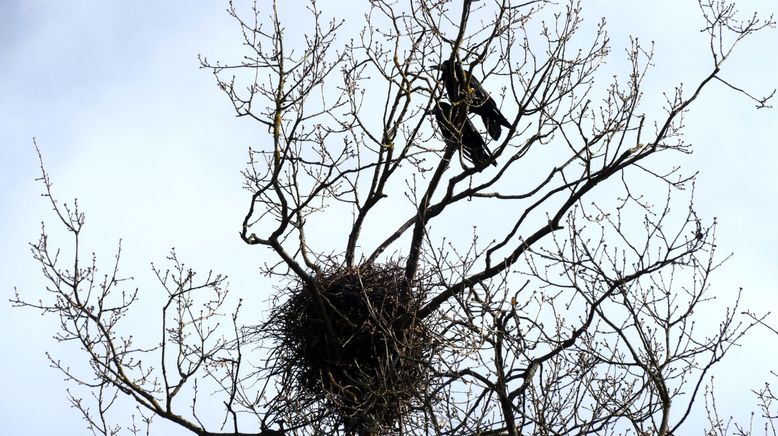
<box><xmin>1</xmin><ymin>1</ymin><xmax>776</xmax><ymax>434</ymax></box>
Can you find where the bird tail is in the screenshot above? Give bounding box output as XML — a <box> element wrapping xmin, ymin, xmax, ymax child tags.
<box><xmin>498</xmin><ymin>112</ymin><xmax>511</xmax><ymax>129</ymax></box>
<box><xmin>463</xmin><ymin>145</ymin><xmax>497</xmax><ymax>167</ymax></box>
<box><xmin>484</xmin><ymin>117</ymin><xmax>502</xmax><ymax>141</ymax></box>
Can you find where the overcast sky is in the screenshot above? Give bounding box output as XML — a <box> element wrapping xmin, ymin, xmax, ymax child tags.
<box><xmin>1</xmin><ymin>1</ymin><xmax>777</xmax><ymax>434</ymax></box>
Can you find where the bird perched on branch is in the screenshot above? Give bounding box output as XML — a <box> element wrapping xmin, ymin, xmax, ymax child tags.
<box><xmin>435</xmin><ymin>60</ymin><xmax>512</xmax><ymax>141</ymax></box>
<box><xmin>429</xmin><ymin>102</ymin><xmax>496</xmax><ymax>167</ymax></box>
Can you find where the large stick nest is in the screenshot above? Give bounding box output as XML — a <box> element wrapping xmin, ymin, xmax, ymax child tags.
<box><xmin>268</xmin><ymin>261</ymin><xmax>432</xmax><ymax>433</ymax></box>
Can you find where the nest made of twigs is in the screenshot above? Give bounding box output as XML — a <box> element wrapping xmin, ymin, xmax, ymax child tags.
<box><xmin>269</xmin><ymin>261</ymin><xmax>431</xmax><ymax>433</ymax></box>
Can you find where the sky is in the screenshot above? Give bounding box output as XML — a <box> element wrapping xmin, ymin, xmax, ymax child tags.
<box><xmin>1</xmin><ymin>1</ymin><xmax>777</xmax><ymax>435</ymax></box>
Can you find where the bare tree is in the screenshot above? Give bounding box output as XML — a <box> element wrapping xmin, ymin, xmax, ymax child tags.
<box><xmin>14</xmin><ymin>0</ymin><xmax>776</xmax><ymax>435</ymax></box>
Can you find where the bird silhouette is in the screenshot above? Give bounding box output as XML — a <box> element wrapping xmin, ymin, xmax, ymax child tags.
<box><xmin>429</xmin><ymin>102</ymin><xmax>496</xmax><ymax>167</ymax></box>
<box><xmin>435</xmin><ymin>60</ymin><xmax>511</xmax><ymax>141</ymax></box>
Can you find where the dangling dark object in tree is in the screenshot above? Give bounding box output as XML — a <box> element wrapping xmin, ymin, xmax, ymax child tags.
<box><xmin>435</xmin><ymin>60</ymin><xmax>512</xmax><ymax>141</ymax></box>
<box><xmin>429</xmin><ymin>102</ymin><xmax>496</xmax><ymax>167</ymax></box>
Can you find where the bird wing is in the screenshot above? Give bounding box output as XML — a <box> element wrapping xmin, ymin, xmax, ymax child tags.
<box><xmin>457</xmin><ymin>73</ymin><xmax>509</xmax><ymax>143</ymax></box>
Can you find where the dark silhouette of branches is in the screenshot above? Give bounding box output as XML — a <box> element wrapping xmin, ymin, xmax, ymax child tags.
<box><xmin>15</xmin><ymin>0</ymin><xmax>776</xmax><ymax>435</ymax></box>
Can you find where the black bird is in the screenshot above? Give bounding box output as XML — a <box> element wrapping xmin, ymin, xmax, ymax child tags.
<box><xmin>430</xmin><ymin>102</ymin><xmax>496</xmax><ymax>167</ymax></box>
<box><xmin>435</xmin><ymin>60</ymin><xmax>511</xmax><ymax>141</ymax></box>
